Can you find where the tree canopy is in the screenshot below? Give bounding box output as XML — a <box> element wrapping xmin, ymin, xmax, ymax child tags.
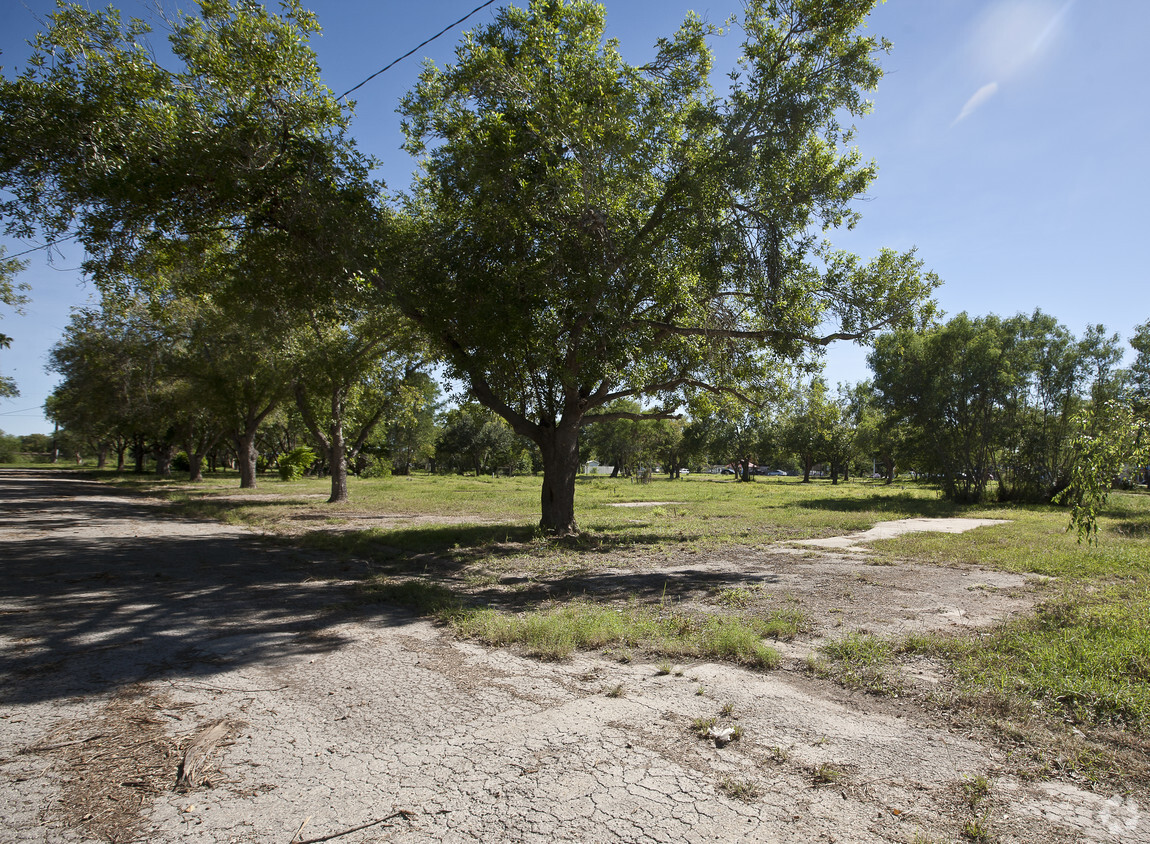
<box><xmin>4</xmin><ymin>0</ymin><xmax>938</xmax><ymax>531</ymax></box>
<box><xmin>399</xmin><ymin>0</ymin><xmax>938</xmax><ymax>532</ymax></box>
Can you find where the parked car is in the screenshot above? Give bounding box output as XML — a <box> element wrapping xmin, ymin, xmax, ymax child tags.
<box><xmin>766</xmin><ymin>469</ymin><xmax>787</xmax><ymax>476</ymax></box>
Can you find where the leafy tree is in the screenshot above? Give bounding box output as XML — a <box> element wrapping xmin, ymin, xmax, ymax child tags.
<box><xmin>398</xmin><ymin>0</ymin><xmax>938</xmax><ymax>532</ymax></box>
<box><xmin>1056</xmin><ymin>400</ymin><xmax>1149</xmax><ymax>543</ymax></box>
<box><xmin>1130</xmin><ymin>320</ymin><xmax>1150</xmax><ymax>417</ymax></box>
<box><xmin>0</xmin><ymin>1</ymin><xmax>356</xmax><ymax>284</ymax></box>
<box><xmin>870</xmin><ymin>311</ymin><xmax>1120</xmax><ymax>502</ymax></box>
<box><xmin>824</xmin><ymin>387</ymin><xmax>857</xmax><ymax>483</ymax></box>
<box><xmin>437</xmin><ymin>403</ymin><xmax>528</xmax><ymax>476</ymax></box>
<box><xmin>292</xmin><ymin>311</ymin><xmax>426</xmax><ymax>502</ymax></box>
<box><xmin>0</xmin><ymin>247</ymin><xmax>29</xmax><ymax>398</ymax></box>
<box><xmin>47</xmin><ymin>297</ymin><xmax>184</xmax><ymax>474</ymax></box>
<box><xmin>378</xmin><ymin>371</ymin><xmax>441</xmax><ymax>475</ymax></box>
<box><xmin>782</xmin><ymin>378</ymin><xmax>839</xmax><ymax>482</ymax></box>
<box><xmin>583</xmin><ymin>400</ymin><xmax>647</xmax><ymax>478</ymax></box>
<box><xmin>649</xmin><ymin>418</ymin><xmax>688</xmax><ymax>479</ymax></box>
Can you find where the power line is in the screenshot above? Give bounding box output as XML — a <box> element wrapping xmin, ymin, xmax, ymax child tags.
<box><xmin>3</xmin><ymin>235</ymin><xmax>78</xmax><ymax>260</ymax></box>
<box><xmin>336</xmin><ymin>0</ymin><xmax>497</xmax><ymax>102</ymax></box>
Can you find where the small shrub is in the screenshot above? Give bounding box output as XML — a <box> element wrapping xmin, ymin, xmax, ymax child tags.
<box><xmin>717</xmin><ymin>776</ymin><xmax>760</xmax><ymax>801</ymax></box>
<box><xmin>813</xmin><ymin>763</ymin><xmax>845</xmax><ymax>785</ymax></box>
<box><xmin>278</xmin><ymin>446</ymin><xmax>316</xmax><ymax>481</ymax></box>
<box><xmin>962</xmin><ymin>774</ymin><xmax>991</xmax><ymax>809</ymax></box>
<box><xmin>691</xmin><ymin>716</ymin><xmax>716</xmax><ymax>737</ymax></box>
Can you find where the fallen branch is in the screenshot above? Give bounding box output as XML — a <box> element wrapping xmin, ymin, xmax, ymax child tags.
<box><xmin>170</xmin><ymin>682</ymin><xmax>288</xmax><ymax>694</ymax></box>
<box><xmin>294</xmin><ymin>810</ymin><xmax>415</xmax><ymax>844</ymax></box>
<box><xmin>23</xmin><ymin>734</ymin><xmax>107</xmax><ymax>753</ymax></box>
<box><xmin>175</xmin><ymin>720</ymin><xmax>230</xmax><ymax>791</ymax></box>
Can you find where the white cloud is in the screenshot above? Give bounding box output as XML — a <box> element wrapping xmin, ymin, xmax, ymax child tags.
<box><xmin>970</xmin><ymin>0</ymin><xmax>1072</xmax><ymax>78</ymax></box>
<box><xmin>953</xmin><ymin>81</ymin><xmax>1000</xmax><ymax>124</ymax></box>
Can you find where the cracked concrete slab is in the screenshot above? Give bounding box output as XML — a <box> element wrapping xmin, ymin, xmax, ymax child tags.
<box><xmin>791</xmin><ymin>517</ymin><xmax>1011</xmax><ymax>550</ymax></box>
<box><xmin>1</xmin><ymin>471</ymin><xmax>1144</xmax><ymax>844</ymax></box>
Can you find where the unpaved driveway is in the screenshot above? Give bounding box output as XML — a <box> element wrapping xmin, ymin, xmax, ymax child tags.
<box><xmin>0</xmin><ymin>471</ymin><xmax>1145</xmax><ymax>843</ymax></box>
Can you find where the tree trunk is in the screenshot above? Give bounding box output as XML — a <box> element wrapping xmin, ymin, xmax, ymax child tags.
<box><xmin>155</xmin><ymin>442</ymin><xmax>175</xmax><ymax>477</ymax></box>
<box><xmin>740</xmin><ymin>456</ymin><xmax>752</xmax><ymax>482</ymax></box>
<box><xmin>831</xmin><ymin>461</ymin><xmax>839</xmax><ymax>485</ymax></box>
<box><xmin>328</xmin><ymin>427</ymin><xmax>348</xmax><ymax>503</ymax></box>
<box><xmin>116</xmin><ymin>445</ymin><xmax>127</xmax><ymax>472</ymax></box>
<box><xmin>538</xmin><ymin>424</ymin><xmax>580</xmax><ymax>535</ymax></box>
<box><xmin>96</xmin><ymin>445</ymin><xmax>108</xmax><ymax>469</ymax></box>
<box><xmin>188</xmin><ymin>452</ymin><xmax>205</xmax><ymax>483</ymax></box>
<box><xmin>132</xmin><ymin>438</ymin><xmax>147</xmax><ymax>474</ymax></box>
<box><xmin>236</xmin><ymin>431</ymin><xmax>258</xmax><ymax>489</ymax></box>
<box><xmin>802</xmin><ymin>455</ymin><xmax>813</xmax><ymax>483</ymax></box>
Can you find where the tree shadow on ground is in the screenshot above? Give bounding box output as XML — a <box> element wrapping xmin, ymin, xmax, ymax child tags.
<box><xmin>291</xmin><ymin>523</ymin><xmax>705</xmax><ymax>571</ymax></box>
<box><xmin>0</xmin><ymin>472</ymin><xmax>835</xmax><ymax>707</ymax></box>
<box><xmin>0</xmin><ymin>474</ymin><xmax>423</xmax><ymax>706</ymax></box>
<box><xmin>794</xmin><ymin>493</ymin><xmax>964</xmax><ymax>517</ymax></box>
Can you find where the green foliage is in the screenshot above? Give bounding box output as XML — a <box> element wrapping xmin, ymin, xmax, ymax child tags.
<box><xmin>870</xmin><ymin>311</ymin><xmax>1122</xmax><ymax>503</ymax></box>
<box><xmin>0</xmin><ymin>247</ymin><xmax>29</xmax><ymax>398</ymax></box>
<box><xmin>1055</xmin><ymin>400</ymin><xmax>1149</xmax><ymax>543</ymax></box>
<box><xmin>436</xmin><ymin>403</ymin><xmax>530</xmax><ymax>476</ymax></box>
<box><xmin>360</xmin><ymin>578</ymin><xmax>464</xmax><ymax>616</ymax></box>
<box><xmin>278</xmin><ymin>446</ymin><xmax>316</xmax><ymax>481</ymax></box>
<box><xmin>0</xmin><ymin>430</ymin><xmax>21</xmax><ymax>463</ymax></box>
<box><xmin>448</xmin><ymin>600</ymin><xmax>779</xmax><ymax>668</ymax></box>
<box><xmin>961</xmin><ymin>588</ymin><xmax>1150</xmax><ymax>730</ymax></box>
<box><xmin>398</xmin><ymin>0</ymin><xmax>937</xmax><ymax>531</ymax></box>
<box><xmin>361</xmin><ymin>456</ymin><xmax>392</xmax><ymax>479</ymax></box>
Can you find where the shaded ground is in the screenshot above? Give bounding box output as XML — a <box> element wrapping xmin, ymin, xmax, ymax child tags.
<box><xmin>0</xmin><ymin>470</ymin><xmax>1145</xmax><ymax>843</ymax></box>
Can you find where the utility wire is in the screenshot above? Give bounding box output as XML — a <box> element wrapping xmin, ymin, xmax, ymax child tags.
<box><xmin>3</xmin><ymin>235</ymin><xmax>78</xmax><ymax>260</ymax></box>
<box><xmin>336</xmin><ymin>0</ymin><xmax>497</xmax><ymax>101</ymax></box>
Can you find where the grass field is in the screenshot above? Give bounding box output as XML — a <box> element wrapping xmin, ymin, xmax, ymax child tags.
<box><xmin>75</xmin><ymin>466</ymin><xmax>1150</xmax><ymax>784</ymax></box>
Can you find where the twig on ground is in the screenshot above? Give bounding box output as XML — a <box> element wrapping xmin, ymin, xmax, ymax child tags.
<box><xmin>82</xmin><ymin>736</ymin><xmax>165</xmax><ymax>762</ymax></box>
<box><xmin>294</xmin><ymin>810</ymin><xmax>415</xmax><ymax>843</ymax></box>
<box><xmin>169</xmin><ymin>682</ymin><xmax>289</xmax><ymax>694</ymax></box>
<box><xmin>23</xmin><ymin>734</ymin><xmax>107</xmax><ymax>753</ymax></box>
<box><xmin>290</xmin><ymin>814</ymin><xmax>312</xmax><ymax>843</ymax></box>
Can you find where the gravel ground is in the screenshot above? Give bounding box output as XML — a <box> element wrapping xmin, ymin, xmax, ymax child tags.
<box><xmin>0</xmin><ymin>470</ymin><xmax>1145</xmax><ymax>843</ymax></box>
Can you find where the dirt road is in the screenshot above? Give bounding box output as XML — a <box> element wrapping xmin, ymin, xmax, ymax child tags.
<box><xmin>0</xmin><ymin>471</ymin><xmax>1143</xmax><ymax>843</ymax></box>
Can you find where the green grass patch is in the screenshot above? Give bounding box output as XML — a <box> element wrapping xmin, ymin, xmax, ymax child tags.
<box><xmin>816</xmin><ymin>632</ymin><xmax>901</xmax><ymax>694</ymax></box>
<box><xmin>443</xmin><ymin>600</ymin><xmax>780</xmax><ymax>668</ymax></box>
<box><xmin>357</xmin><ymin>578</ymin><xmax>464</xmax><ymax>616</ymax></box>
<box><xmin>958</xmin><ymin>588</ymin><xmax>1149</xmax><ymax>731</ymax></box>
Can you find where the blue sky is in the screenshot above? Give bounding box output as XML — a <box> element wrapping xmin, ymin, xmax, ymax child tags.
<box><xmin>2</xmin><ymin>0</ymin><xmax>1148</xmax><ymax>435</ymax></box>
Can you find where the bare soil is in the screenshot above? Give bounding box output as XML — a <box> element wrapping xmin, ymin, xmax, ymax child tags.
<box><xmin>1</xmin><ymin>470</ymin><xmax>1146</xmax><ymax>843</ymax></box>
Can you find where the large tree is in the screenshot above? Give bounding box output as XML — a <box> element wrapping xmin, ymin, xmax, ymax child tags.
<box><xmin>399</xmin><ymin>0</ymin><xmax>938</xmax><ymax>533</ymax></box>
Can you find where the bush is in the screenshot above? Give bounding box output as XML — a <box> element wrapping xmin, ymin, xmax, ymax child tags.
<box><xmin>278</xmin><ymin>446</ymin><xmax>316</xmax><ymax>481</ymax></box>
<box><xmin>0</xmin><ymin>432</ymin><xmax>20</xmax><ymax>463</ymax></box>
<box><xmin>172</xmin><ymin>451</ymin><xmax>190</xmax><ymax>472</ymax></box>
<box><xmin>361</xmin><ymin>456</ymin><xmax>392</xmax><ymax>478</ymax></box>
